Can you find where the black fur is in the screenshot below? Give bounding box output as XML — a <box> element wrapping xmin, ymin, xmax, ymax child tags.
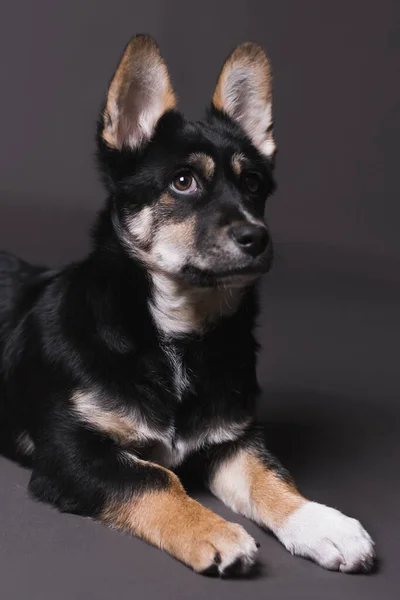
<box><xmin>0</xmin><ymin>49</ymin><xmax>281</xmax><ymax>526</ymax></box>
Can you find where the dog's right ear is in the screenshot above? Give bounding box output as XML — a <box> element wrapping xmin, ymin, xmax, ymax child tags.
<box><xmin>101</xmin><ymin>35</ymin><xmax>177</xmax><ymax>150</ymax></box>
<box><xmin>212</xmin><ymin>42</ymin><xmax>275</xmax><ymax>160</ymax></box>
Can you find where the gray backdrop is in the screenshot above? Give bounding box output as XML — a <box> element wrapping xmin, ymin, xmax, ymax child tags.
<box><xmin>0</xmin><ymin>1</ymin><xmax>399</xmax><ymax>599</ymax></box>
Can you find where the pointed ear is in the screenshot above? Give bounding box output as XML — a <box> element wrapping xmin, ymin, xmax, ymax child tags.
<box><xmin>212</xmin><ymin>42</ymin><xmax>275</xmax><ymax>159</ymax></box>
<box><xmin>102</xmin><ymin>35</ymin><xmax>177</xmax><ymax>150</ymax></box>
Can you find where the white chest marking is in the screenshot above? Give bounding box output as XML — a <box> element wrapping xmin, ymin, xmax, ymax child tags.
<box><xmin>72</xmin><ymin>391</ymin><xmax>249</xmax><ymax>470</ymax></box>
<box><xmin>163</xmin><ymin>344</ymin><xmax>190</xmax><ymax>399</ymax></box>
<box><xmin>158</xmin><ymin>420</ymin><xmax>251</xmax><ymax>468</ymax></box>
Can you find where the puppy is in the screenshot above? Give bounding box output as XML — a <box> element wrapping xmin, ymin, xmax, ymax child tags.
<box><xmin>0</xmin><ymin>35</ymin><xmax>375</xmax><ymax>576</ymax></box>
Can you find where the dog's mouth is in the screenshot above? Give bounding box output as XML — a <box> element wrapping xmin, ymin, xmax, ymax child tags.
<box><xmin>180</xmin><ymin>255</ymin><xmax>273</xmax><ymax>288</ymax></box>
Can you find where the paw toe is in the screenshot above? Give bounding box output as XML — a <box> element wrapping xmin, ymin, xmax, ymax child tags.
<box><xmin>195</xmin><ymin>522</ymin><xmax>258</xmax><ymax>577</ymax></box>
<box><xmin>200</xmin><ymin>562</ymin><xmax>220</xmax><ymax>577</ymax></box>
<box><xmin>221</xmin><ymin>556</ymin><xmax>247</xmax><ymax>577</ymax></box>
<box><xmin>314</xmin><ymin>540</ymin><xmax>345</xmax><ymax>571</ymax></box>
<box><xmin>339</xmin><ymin>542</ymin><xmax>376</xmax><ymax>573</ymax></box>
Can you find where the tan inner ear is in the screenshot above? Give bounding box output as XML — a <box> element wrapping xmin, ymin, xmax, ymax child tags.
<box><xmin>102</xmin><ymin>35</ymin><xmax>177</xmax><ymax>149</ymax></box>
<box><xmin>212</xmin><ymin>43</ymin><xmax>275</xmax><ymax>158</ymax></box>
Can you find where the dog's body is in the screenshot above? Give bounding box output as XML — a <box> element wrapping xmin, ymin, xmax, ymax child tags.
<box><xmin>0</xmin><ymin>35</ymin><xmax>375</xmax><ymax>576</ymax></box>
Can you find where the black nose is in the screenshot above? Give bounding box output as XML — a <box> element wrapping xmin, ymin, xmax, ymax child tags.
<box><xmin>230</xmin><ymin>223</ymin><xmax>269</xmax><ymax>257</ymax></box>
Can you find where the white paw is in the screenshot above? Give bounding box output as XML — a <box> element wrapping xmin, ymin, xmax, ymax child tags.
<box><xmin>276</xmin><ymin>501</ymin><xmax>375</xmax><ymax>573</ymax></box>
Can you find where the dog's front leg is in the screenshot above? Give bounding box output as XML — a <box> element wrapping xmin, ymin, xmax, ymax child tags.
<box><xmin>102</xmin><ymin>460</ymin><xmax>259</xmax><ymax>575</ymax></box>
<box><xmin>29</xmin><ymin>430</ymin><xmax>257</xmax><ymax>576</ymax></box>
<box><xmin>207</xmin><ymin>431</ymin><xmax>375</xmax><ymax>572</ymax></box>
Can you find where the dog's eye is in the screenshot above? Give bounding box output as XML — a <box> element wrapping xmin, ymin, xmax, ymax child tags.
<box><xmin>171</xmin><ymin>171</ymin><xmax>198</xmax><ymax>194</ymax></box>
<box><xmin>243</xmin><ymin>172</ymin><xmax>261</xmax><ymax>194</ymax></box>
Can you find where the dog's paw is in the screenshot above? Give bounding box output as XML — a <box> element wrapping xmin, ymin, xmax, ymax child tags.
<box><xmin>192</xmin><ymin>521</ymin><xmax>258</xmax><ymax>577</ymax></box>
<box><xmin>276</xmin><ymin>501</ymin><xmax>375</xmax><ymax>573</ymax></box>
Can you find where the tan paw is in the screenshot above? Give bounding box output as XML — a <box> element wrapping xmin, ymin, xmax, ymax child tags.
<box><xmin>189</xmin><ymin>520</ymin><xmax>259</xmax><ymax>576</ymax></box>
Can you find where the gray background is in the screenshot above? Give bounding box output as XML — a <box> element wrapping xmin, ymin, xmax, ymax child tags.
<box><xmin>0</xmin><ymin>1</ymin><xmax>399</xmax><ymax>599</ymax></box>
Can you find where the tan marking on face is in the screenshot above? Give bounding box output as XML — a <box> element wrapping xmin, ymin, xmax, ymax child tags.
<box><xmin>102</xmin><ymin>464</ymin><xmax>255</xmax><ymax>572</ymax></box>
<box><xmin>188</xmin><ymin>152</ymin><xmax>215</xmax><ymax>180</ymax></box>
<box><xmin>127</xmin><ymin>205</ymin><xmax>154</xmax><ymax>247</ymax></box>
<box><xmin>122</xmin><ymin>216</ymin><xmax>198</xmax><ymax>278</ymax></box>
<box><xmin>231</xmin><ymin>153</ymin><xmax>246</xmax><ymax>176</ymax></box>
<box><xmin>210</xmin><ymin>449</ymin><xmax>305</xmax><ymax>530</ymax></box>
<box><xmin>150</xmin><ymin>217</ymin><xmax>196</xmax><ymax>272</ymax></box>
<box><xmin>159</xmin><ymin>217</ymin><xmax>196</xmax><ymax>245</ymax></box>
<box><xmin>160</xmin><ymin>192</ymin><xmax>174</xmax><ymax>205</ymax></box>
<box><xmin>102</xmin><ymin>36</ymin><xmax>177</xmax><ymax>149</ymax></box>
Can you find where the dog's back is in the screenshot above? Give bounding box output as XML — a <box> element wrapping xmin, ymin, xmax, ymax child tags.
<box><xmin>0</xmin><ymin>252</ymin><xmax>45</xmax><ymax>327</ymax></box>
<box><xmin>0</xmin><ymin>252</ymin><xmax>47</xmax><ymax>460</ymax></box>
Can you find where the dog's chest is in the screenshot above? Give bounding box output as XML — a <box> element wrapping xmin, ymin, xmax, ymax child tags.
<box><xmin>143</xmin><ymin>344</ymin><xmax>251</xmax><ymax>467</ymax></box>
<box><xmin>138</xmin><ymin>344</ymin><xmax>251</xmax><ymax>467</ymax></box>
<box><xmin>74</xmin><ymin>338</ymin><xmax>254</xmax><ymax>468</ymax></box>
<box><xmin>162</xmin><ymin>343</ymin><xmax>190</xmax><ymax>400</ymax></box>
<box><xmin>73</xmin><ymin>387</ymin><xmax>245</xmax><ymax>468</ymax></box>
<box><xmin>130</xmin><ymin>419</ymin><xmax>245</xmax><ymax>469</ymax></box>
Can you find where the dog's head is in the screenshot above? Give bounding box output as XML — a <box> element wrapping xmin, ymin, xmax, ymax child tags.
<box><xmin>97</xmin><ymin>35</ymin><xmax>276</xmax><ymax>288</ymax></box>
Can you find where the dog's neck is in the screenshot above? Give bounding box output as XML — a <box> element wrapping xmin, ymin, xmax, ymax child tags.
<box><xmin>148</xmin><ymin>271</ymin><xmax>246</xmax><ymax>338</ymax></box>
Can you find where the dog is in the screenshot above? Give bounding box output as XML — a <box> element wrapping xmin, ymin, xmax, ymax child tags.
<box><xmin>0</xmin><ymin>35</ymin><xmax>375</xmax><ymax>576</ymax></box>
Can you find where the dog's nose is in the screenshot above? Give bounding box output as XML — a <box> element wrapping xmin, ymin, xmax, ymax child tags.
<box><xmin>230</xmin><ymin>223</ymin><xmax>269</xmax><ymax>257</ymax></box>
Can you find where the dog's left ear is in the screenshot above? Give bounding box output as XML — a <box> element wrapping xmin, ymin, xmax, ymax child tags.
<box><xmin>212</xmin><ymin>43</ymin><xmax>275</xmax><ymax>159</ymax></box>
<box><xmin>102</xmin><ymin>35</ymin><xmax>177</xmax><ymax>150</ymax></box>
